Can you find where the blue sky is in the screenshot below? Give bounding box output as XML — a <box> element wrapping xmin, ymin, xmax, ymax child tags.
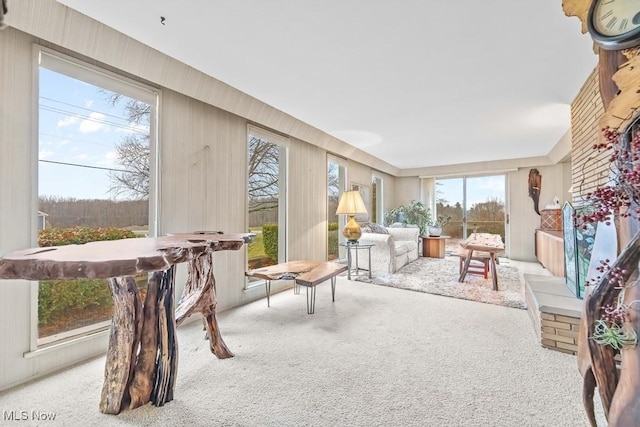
<box><xmin>436</xmin><ymin>175</ymin><xmax>505</xmax><ymax>209</ymax></box>
<box><xmin>38</xmin><ymin>68</ymin><xmax>149</xmax><ymax>200</ymax></box>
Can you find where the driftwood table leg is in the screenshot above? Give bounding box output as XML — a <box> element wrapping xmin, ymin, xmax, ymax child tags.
<box><xmin>489</xmin><ymin>252</ymin><xmax>498</xmax><ymax>291</ymax></box>
<box><xmin>100</xmin><ymin>277</ymin><xmax>143</xmax><ymax>415</ymax></box>
<box><xmin>176</xmin><ymin>253</ymin><xmax>234</xmax><ymax>359</ymax></box>
<box><xmin>129</xmin><ymin>272</ymin><xmax>160</xmax><ymax>409</ymax></box>
<box><xmin>458</xmin><ymin>249</ymin><xmax>474</xmax><ymax>282</ymax></box>
<box><xmin>152</xmin><ymin>267</ymin><xmax>178</xmax><ymax>406</ymax></box>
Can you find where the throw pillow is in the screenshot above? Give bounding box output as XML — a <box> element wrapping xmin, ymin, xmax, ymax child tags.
<box><xmin>365</xmin><ymin>223</ymin><xmax>389</xmax><ymax>234</ymax></box>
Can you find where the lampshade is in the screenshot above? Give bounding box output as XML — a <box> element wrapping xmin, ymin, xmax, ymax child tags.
<box><xmin>336</xmin><ymin>191</ymin><xmax>367</xmax><ymax>243</ymax></box>
<box><xmin>335</xmin><ymin>191</ymin><xmax>367</xmax><ymax>215</ymax></box>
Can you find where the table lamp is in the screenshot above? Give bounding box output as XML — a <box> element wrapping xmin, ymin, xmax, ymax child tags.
<box><xmin>335</xmin><ymin>190</ymin><xmax>368</xmax><ymax>243</ymax></box>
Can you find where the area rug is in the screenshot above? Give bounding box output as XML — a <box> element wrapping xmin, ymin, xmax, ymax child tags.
<box><xmin>355</xmin><ymin>256</ymin><xmax>526</xmax><ymax>309</ymax></box>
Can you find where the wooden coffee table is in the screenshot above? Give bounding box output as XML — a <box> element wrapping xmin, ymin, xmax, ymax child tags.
<box><xmin>245</xmin><ymin>260</ymin><xmax>347</xmax><ymax>314</ymax></box>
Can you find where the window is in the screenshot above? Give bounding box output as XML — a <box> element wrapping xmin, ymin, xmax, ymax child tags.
<box><xmin>434</xmin><ymin>175</ymin><xmax>506</xmax><ymax>250</ymax></box>
<box><xmin>372</xmin><ymin>174</ymin><xmax>383</xmax><ymax>224</ymax></box>
<box><xmin>37</xmin><ymin>49</ymin><xmax>158</xmax><ymax>344</ymax></box>
<box><xmin>328</xmin><ymin>155</ymin><xmax>347</xmax><ymax>260</ymax></box>
<box><xmin>246</xmin><ymin>126</ymin><xmax>288</xmax><ymax>285</ymax></box>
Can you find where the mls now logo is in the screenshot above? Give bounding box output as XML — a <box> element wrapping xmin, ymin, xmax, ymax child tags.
<box><xmin>3</xmin><ymin>410</ymin><xmax>57</xmax><ymax>421</ymax></box>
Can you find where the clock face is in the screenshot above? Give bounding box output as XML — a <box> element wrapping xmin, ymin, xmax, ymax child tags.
<box><xmin>588</xmin><ymin>0</ymin><xmax>640</xmax><ymax>49</ymax></box>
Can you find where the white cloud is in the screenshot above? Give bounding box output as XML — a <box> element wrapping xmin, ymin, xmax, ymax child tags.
<box><xmin>73</xmin><ymin>153</ymin><xmax>89</xmax><ymax>160</ymax></box>
<box><xmin>84</xmin><ymin>100</ymin><xmax>94</xmax><ymax>108</ymax></box>
<box><xmin>39</xmin><ymin>150</ymin><xmax>54</xmax><ymax>159</ymax></box>
<box><xmin>57</xmin><ymin>116</ymin><xmax>79</xmax><ymax>128</ymax></box>
<box><xmin>96</xmin><ymin>151</ymin><xmax>118</xmax><ymax>168</ymax></box>
<box><xmin>116</xmin><ymin>122</ymin><xmax>151</xmax><ymax>134</ymax></box>
<box><xmin>79</xmin><ymin>112</ymin><xmax>106</xmax><ymax>133</ymax></box>
<box><xmin>478</xmin><ymin>177</ymin><xmax>504</xmax><ymax>191</ymax></box>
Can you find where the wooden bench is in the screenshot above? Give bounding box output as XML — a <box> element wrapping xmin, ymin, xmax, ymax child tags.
<box><xmin>245</xmin><ymin>260</ymin><xmax>347</xmax><ymax>314</ymax></box>
<box><xmin>451</xmin><ymin>246</ymin><xmax>497</xmax><ymax>279</ymax></box>
<box><xmin>452</xmin><ymin>233</ymin><xmax>505</xmax><ymax>290</ymax></box>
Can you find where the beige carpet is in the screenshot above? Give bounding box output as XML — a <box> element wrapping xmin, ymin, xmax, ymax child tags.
<box><xmin>0</xmin><ymin>276</ymin><xmax>602</xmax><ymax>426</ymax></box>
<box><xmin>357</xmin><ymin>256</ymin><xmax>526</xmax><ymax>310</ymax></box>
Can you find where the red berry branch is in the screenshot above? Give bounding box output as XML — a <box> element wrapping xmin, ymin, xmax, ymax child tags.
<box><xmin>575</xmin><ymin>126</ymin><xmax>640</xmax><ymax>229</ymax></box>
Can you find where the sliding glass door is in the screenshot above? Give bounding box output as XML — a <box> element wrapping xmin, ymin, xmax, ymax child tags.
<box><xmin>435</xmin><ymin>175</ymin><xmax>506</xmax><ymax>251</ymax></box>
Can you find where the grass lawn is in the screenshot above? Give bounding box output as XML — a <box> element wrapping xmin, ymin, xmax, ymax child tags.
<box><xmin>248</xmin><ymin>227</ymin><xmax>266</xmax><ymax>259</ymax></box>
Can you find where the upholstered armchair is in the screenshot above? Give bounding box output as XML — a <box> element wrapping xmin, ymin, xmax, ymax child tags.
<box><xmin>355</xmin><ymin>225</ymin><xmax>419</xmax><ymax>277</ymax></box>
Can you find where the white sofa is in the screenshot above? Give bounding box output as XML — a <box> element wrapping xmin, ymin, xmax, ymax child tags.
<box><xmin>355</xmin><ymin>225</ymin><xmax>419</xmax><ymax>276</ymax></box>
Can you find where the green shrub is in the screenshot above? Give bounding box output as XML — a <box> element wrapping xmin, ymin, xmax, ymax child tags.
<box><xmin>39</xmin><ymin>279</ymin><xmax>113</xmax><ymax>325</ymax></box>
<box><xmin>328</xmin><ymin>222</ymin><xmax>339</xmax><ymax>259</ymax></box>
<box><xmin>37</xmin><ymin>226</ymin><xmax>138</xmax><ymax>328</ymax></box>
<box><xmin>262</xmin><ymin>223</ymin><xmax>279</xmax><ymax>263</ymax></box>
<box><xmin>38</xmin><ymin>226</ymin><xmax>136</xmax><ymax>247</ymax></box>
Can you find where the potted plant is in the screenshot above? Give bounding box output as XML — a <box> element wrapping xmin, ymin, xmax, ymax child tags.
<box><xmin>428</xmin><ymin>214</ymin><xmax>451</xmax><ymax>237</ymax></box>
<box><xmin>384</xmin><ymin>200</ymin><xmax>431</xmax><ymax>236</ymax></box>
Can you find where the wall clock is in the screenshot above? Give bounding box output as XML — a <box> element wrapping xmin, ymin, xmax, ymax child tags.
<box><xmin>587</xmin><ymin>0</ymin><xmax>640</xmax><ymax>50</ymax></box>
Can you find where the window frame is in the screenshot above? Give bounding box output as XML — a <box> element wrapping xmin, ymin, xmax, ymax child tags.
<box><xmin>31</xmin><ymin>46</ymin><xmax>160</xmax><ymax>350</ymax></box>
<box><xmin>245</xmin><ymin>125</ymin><xmax>289</xmax><ymax>289</ymax></box>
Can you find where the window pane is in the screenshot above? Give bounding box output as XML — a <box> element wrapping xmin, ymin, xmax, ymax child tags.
<box><xmin>247</xmin><ymin>132</ymin><xmax>286</xmax><ymax>281</ymax></box>
<box><xmin>328</xmin><ymin>161</ymin><xmax>340</xmax><ymax>260</ymax></box>
<box><xmin>466</xmin><ymin>175</ymin><xmax>506</xmax><ymax>240</ymax></box>
<box><xmin>38</xmin><ymin>65</ymin><xmax>153</xmax><ymax>342</ymax></box>
<box><xmin>372</xmin><ymin>175</ymin><xmax>383</xmax><ymax>224</ymax></box>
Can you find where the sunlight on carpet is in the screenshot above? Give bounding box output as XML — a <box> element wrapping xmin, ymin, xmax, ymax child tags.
<box><xmin>356</xmin><ymin>256</ymin><xmax>526</xmax><ymax>309</ymax></box>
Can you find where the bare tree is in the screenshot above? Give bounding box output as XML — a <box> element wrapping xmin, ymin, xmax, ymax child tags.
<box><xmin>108</xmin><ymin>134</ymin><xmax>150</xmax><ymax>200</ymax></box>
<box><xmin>248</xmin><ymin>136</ymin><xmax>279</xmax><ymax>214</ymax></box>
<box><xmin>104</xmin><ymin>93</ymin><xmax>283</xmax><ymax>208</ymax></box>
<box><xmin>327</xmin><ymin>162</ymin><xmax>340</xmax><ymax>221</ymax></box>
<box><xmin>102</xmin><ymin>92</ymin><xmax>151</xmax><ymax>199</ymax></box>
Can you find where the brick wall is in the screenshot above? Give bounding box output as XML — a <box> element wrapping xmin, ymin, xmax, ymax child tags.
<box><xmin>540</xmin><ymin>312</ymin><xmax>580</xmax><ymax>354</ymax></box>
<box><xmin>571</xmin><ymin>66</ymin><xmax>609</xmax><ymax>205</ymax></box>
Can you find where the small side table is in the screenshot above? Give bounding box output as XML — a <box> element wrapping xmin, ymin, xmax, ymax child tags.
<box><xmin>421</xmin><ymin>235</ymin><xmax>450</xmax><ymax>258</ymax></box>
<box><xmin>340</xmin><ymin>242</ymin><xmax>374</xmax><ymax>280</ymax></box>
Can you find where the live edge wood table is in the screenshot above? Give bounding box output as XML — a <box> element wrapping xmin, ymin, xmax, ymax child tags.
<box><xmin>245</xmin><ymin>261</ymin><xmax>347</xmax><ymax>314</ymax></box>
<box><xmin>457</xmin><ymin>233</ymin><xmax>505</xmax><ymax>291</ymax></box>
<box><xmin>0</xmin><ymin>233</ymin><xmax>251</xmax><ymax>415</ymax></box>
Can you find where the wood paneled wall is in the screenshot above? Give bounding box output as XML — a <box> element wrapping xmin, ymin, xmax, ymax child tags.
<box><xmin>507</xmin><ymin>163</ymin><xmax>572</xmax><ymax>261</ymax></box>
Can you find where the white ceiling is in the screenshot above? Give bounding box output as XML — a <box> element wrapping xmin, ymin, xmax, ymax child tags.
<box><xmin>57</xmin><ymin>0</ymin><xmax>597</xmax><ymax>170</ymax></box>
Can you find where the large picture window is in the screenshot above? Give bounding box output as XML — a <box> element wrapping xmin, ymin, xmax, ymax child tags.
<box><xmin>37</xmin><ymin>50</ymin><xmax>158</xmax><ymax>344</ymax></box>
<box><xmin>246</xmin><ymin>126</ymin><xmax>288</xmax><ymax>286</ymax></box>
<box><xmin>327</xmin><ymin>156</ymin><xmax>347</xmax><ymax>260</ymax></box>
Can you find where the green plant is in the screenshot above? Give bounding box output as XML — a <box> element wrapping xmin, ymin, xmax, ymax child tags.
<box><xmin>327</xmin><ymin>222</ymin><xmax>339</xmax><ymax>259</ymax></box>
<box><xmin>384</xmin><ymin>200</ymin><xmax>431</xmax><ymax>236</ymax></box>
<box><xmin>262</xmin><ymin>223</ymin><xmax>279</xmax><ymax>263</ymax></box>
<box><xmin>592</xmin><ymin>318</ymin><xmax>638</xmax><ymax>350</ymax></box>
<box><xmin>430</xmin><ymin>214</ymin><xmax>452</xmax><ymax>228</ymax></box>
<box><xmin>36</xmin><ymin>226</ymin><xmax>140</xmax><ymax>330</ymax></box>
<box><xmin>38</xmin><ymin>226</ymin><xmax>136</xmax><ymax>247</ymax></box>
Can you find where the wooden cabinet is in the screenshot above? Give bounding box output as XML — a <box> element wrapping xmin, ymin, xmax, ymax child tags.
<box><xmin>535</xmin><ymin>230</ymin><xmax>565</xmax><ymax>277</ymax></box>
